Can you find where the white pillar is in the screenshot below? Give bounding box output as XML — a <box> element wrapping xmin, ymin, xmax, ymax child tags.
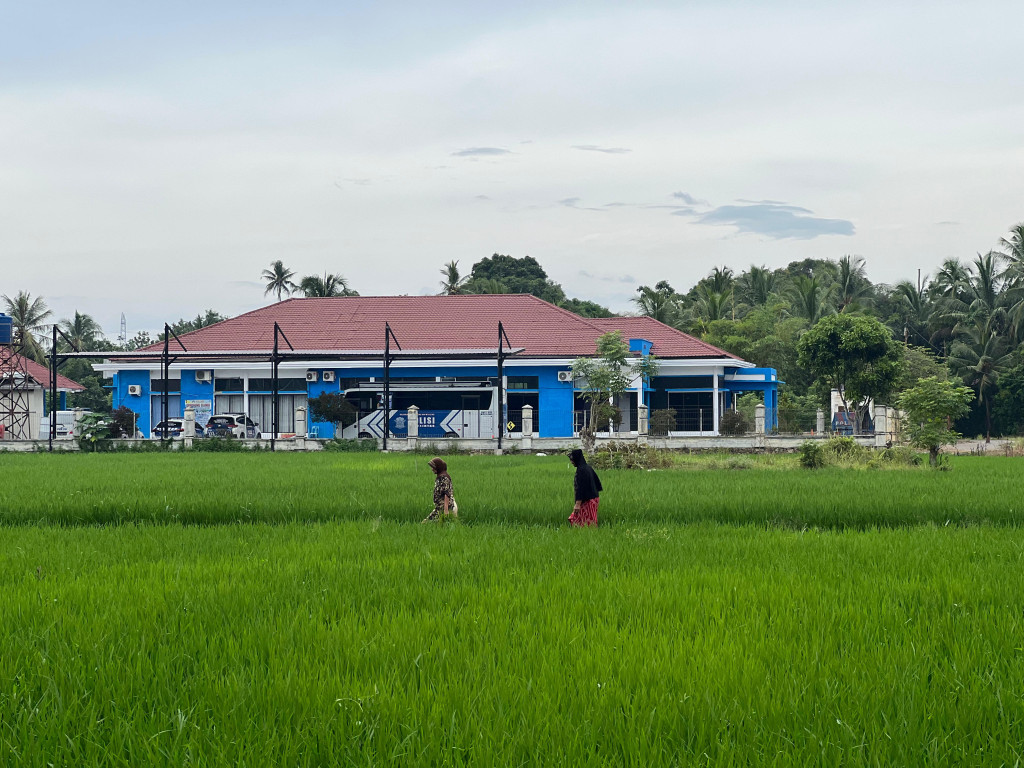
<box><xmin>712</xmin><ymin>372</ymin><xmax>720</xmax><ymax>435</ymax></box>
<box><xmin>407</xmin><ymin>404</ymin><xmax>419</xmax><ymax>450</ymax></box>
<box><xmin>407</xmin><ymin>405</ymin><xmax>419</xmax><ymax>438</ymax></box>
<box><xmin>874</xmin><ymin>404</ymin><xmax>888</xmax><ymax>448</ymax></box>
<box><xmin>637</xmin><ymin>404</ymin><xmax>649</xmax><ymax>446</ymax></box>
<box><xmin>295</xmin><ymin>406</ymin><xmax>307</xmax><ymax>437</ymax></box>
<box><xmin>754</xmin><ymin>403</ymin><xmax>766</xmax><ymax>435</ymax></box>
<box><xmin>521</xmin><ymin>404</ymin><xmax>533</xmax><ymax>450</ymax></box>
<box><xmin>816</xmin><ymin>409</ymin><xmax>825</xmax><ymax>435</ymax></box>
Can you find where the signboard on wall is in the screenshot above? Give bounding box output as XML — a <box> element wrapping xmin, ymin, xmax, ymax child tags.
<box><xmin>185</xmin><ymin>398</ymin><xmax>212</xmax><ymax>429</ymax></box>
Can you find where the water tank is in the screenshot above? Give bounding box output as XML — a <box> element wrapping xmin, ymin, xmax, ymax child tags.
<box><xmin>0</xmin><ymin>313</ymin><xmax>12</xmax><ymax>346</ymax></box>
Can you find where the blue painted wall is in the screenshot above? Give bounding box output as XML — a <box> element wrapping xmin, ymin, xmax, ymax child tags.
<box><xmin>306</xmin><ymin>370</ymin><xmax>342</xmax><ymax>437</ymax></box>
<box><xmin>115</xmin><ymin>370</ymin><xmax>151</xmax><ymax>435</ymax></box>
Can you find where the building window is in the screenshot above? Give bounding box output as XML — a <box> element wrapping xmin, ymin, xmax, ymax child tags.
<box><xmin>214</xmin><ymin>377</ymin><xmax>244</xmax><ymax>392</ymax></box>
<box><xmin>150</xmin><ymin>378</ymin><xmax>180</xmax><ymax>393</ymax></box>
<box><xmin>507</xmin><ymin>375</ymin><xmax>539</xmax><ymax>390</ymax></box>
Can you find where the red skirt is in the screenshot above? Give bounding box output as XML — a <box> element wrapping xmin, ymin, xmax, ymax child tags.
<box><xmin>569</xmin><ymin>497</ymin><xmax>599</xmax><ymax>527</ymax></box>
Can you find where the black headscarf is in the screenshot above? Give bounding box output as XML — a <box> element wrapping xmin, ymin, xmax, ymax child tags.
<box><xmin>569</xmin><ymin>448</ymin><xmax>585</xmax><ymax>467</ymax></box>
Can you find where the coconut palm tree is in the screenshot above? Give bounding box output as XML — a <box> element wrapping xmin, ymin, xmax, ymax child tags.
<box><xmin>789</xmin><ymin>275</ymin><xmax>834</xmax><ymax>325</ymax></box>
<box><xmin>2</xmin><ymin>290</ymin><xmax>52</xmax><ymax>362</ymax></box>
<box><xmin>465</xmin><ymin>278</ymin><xmax>508</xmax><ymax>295</ymax></box>
<box><xmin>262</xmin><ymin>260</ymin><xmax>298</xmax><ymax>301</ymax></box>
<box><xmin>836</xmin><ymin>255</ymin><xmax>872</xmax><ymax>312</ymax></box>
<box><xmin>948</xmin><ymin>318</ymin><xmax>1013</xmax><ymax>442</ymax></box>
<box><xmin>58</xmin><ymin>311</ymin><xmax>103</xmax><ymax>351</ymax></box>
<box><xmin>632</xmin><ymin>285</ymin><xmax>679</xmax><ymax>325</ymax></box>
<box><xmin>298</xmin><ymin>273</ymin><xmax>357</xmax><ymax>298</ymax></box>
<box><xmin>739</xmin><ymin>265</ymin><xmax>778</xmax><ymax>307</ymax></box>
<box><xmin>439</xmin><ymin>260</ymin><xmax>469</xmax><ymax>295</ymax></box>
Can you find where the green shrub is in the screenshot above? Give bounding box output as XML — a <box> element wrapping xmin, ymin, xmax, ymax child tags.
<box><xmin>719</xmin><ymin>411</ymin><xmax>750</xmax><ymax>436</ymax></box>
<box><xmin>322</xmin><ymin>438</ymin><xmax>378</xmax><ymax>453</ymax></box>
<box><xmin>650</xmin><ymin>409</ymin><xmax>676</xmax><ymax>436</ymax></box>
<box><xmin>799</xmin><ymin>441</ymin><xmax>825</xmax><ymax>469</ymax></box>
<box><xmin>588</xmin><ymin>442</ymin><xmax>673</xmax><ymax>470</ymax></box>
<box><xmin>190</xmin><ymin>438</ymin><xmax>253</xmax><ymax>452</ymax></box>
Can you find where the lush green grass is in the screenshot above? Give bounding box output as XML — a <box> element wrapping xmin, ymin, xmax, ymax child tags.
<box><xmin>2</xmin><ymin>522</ymin><xmax>1023</xmax><ymax>766</ymax></box>
<box><xmin>0</xmin><ymin>451</ymin><xmax>1022</xmax><ymax>528</ymax></box>
<box><xmin>3</xmin><ymin>453</ymin><xmax>1023</xmax><ymax>765</ymax></box>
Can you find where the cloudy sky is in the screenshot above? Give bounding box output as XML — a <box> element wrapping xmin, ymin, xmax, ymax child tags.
<box><xmin>2</xmin><ymin>0</ymin><xmax>1022</xmax><ymax>337</ymax></box>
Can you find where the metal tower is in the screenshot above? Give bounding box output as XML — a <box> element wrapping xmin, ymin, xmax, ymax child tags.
<box><xmin>0</xmin><ymin>329</ymin><xmax>34</xmax><ymax>439</ymax></box>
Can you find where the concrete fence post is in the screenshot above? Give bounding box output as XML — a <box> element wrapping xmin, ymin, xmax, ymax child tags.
<box><xmin>294</xmin><ymin>406</ymin><xmax>307</xmax><ymax>450</ymax></box>
<box><xmin>637</xmin><ymin>404</ymin><xmax>649</xmax><ymax>446</ymax></box>
<box><xmin>816</xmin><ymin>409</ymin><xmax>825</xmax><ymax>435</ymax></box>
<box><xmin>521</xmin><ymin>405</ymin><xmax>533</xmax><ymax>450</ymax></box>
<box><xmin>754</xmin><ymin>404</ymin><xmax>766</xmax><ymax>435</ymax></box>
<box><xmin>183</xmin><ymin>407</ymin><xmax>195</xmax><ymax>450</ymax></box>
<box><xmin>407</xmin><ymin>405</ymin><xmax>419</xmax><ymax>451</ymax></box>
<box><xmin>874</xmin><ymin>404</ymin><xmax>888</xmax><ymax>448</ymax></box>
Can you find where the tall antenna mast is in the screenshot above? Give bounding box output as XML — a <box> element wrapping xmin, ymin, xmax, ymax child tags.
<box><xmin>118</xmin><ymin>313</ymin><xmax>127</xmax><ymax>345</ymax></box>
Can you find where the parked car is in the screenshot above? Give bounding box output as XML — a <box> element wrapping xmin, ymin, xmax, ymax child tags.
<box><xmin>152</xmin><ymin>418</ymin><xmax>204</xmax><ymax>439</ymax></box>
<box><xmin>204</xmin><ymin>414</ymin><xmax>261</xmax><ymax>439</ymax></box>
<box><xmin>39</xmin><ymin>410</ymin><xmax>91</xmax><ymax>439</ymax></box>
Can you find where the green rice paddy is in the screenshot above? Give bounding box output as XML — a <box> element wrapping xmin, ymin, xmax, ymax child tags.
<box><xmin>1</xmin><ymin>452</ymin><xmax>1022</xmax><ymax>765</ymax></box>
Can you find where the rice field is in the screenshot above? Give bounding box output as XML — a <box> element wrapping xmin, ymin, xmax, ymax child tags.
<box><xmin>0</xmin><ymin>451</ymin><xmax>1021</xmax><ymax>528</ymax></box>
<box><xmin>1</xmin><ymin>452</ymin><xmax>1023</xmax><ymax>765</ymax></box>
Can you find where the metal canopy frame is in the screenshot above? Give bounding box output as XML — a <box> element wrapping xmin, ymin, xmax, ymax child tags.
<box><xmin>46</xmin><ymin>322</ymin><xmax>522</xmax><ymax>452</ymax></box>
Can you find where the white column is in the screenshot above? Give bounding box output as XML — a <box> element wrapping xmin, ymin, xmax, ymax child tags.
<box><xmin>874</xmin><ymin>404</ymin><xmax>888</xmax><ymax>448</ymax></box>
<box><xmin>521</xmin><ymin>404</ymin><xmax>533</xmax><ymax>450</ymax></box>
<box><xmin>407</xmin><ymin>404</ymin><xmax>419</xmax><ymax>450</ymax></box>
<box><xmin>754</xmin><ymin>404</ymin><xmax>766</xmax><ymax>434</ymax></box>
<box><xmin>712</xmin><ymin>371</ymin><xmax>720</xmax><ymax>435</ymax></box>
<box><xmin>183</xmin><ymin>407</ymin><xmax>195</xmax><ymax>450</ymax></box>
<box><xmin>816</xmin><ymin>409</ymin><xmax>825</xmax><ymax>435</ymax></box>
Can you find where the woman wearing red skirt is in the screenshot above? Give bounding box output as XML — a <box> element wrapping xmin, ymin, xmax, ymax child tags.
<box><xmin>568</xmin><ymin>448</ymin><xmax>602</xmax><ymax>527</ymax></box>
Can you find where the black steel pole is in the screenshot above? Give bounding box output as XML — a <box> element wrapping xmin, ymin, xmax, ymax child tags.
<box><xmin>383</xmin><ymin>325</ymin><xmax>390</xmax><ymax>451</ymax></box>
<box><xmin>272</xmin><ymin>322</ymin><xmax>279</xmax><ymax>452</ymax></box>
<box><xmin>497</xmin><ymin>322</ymin><xmax>505</xmax><ymax>451</ymax></box>
<box><xmin>49</xmin><ymin>325</ymin><xmax>57</xmax><ymax>451</ymax></box>
<box><xmin>162</xmin><ymin>324</ymin><xmax>170</xmax><ymax>441</ymax></box>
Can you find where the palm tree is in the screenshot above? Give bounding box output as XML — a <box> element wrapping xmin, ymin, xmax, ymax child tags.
<box><xmin>632</xmin><ymin>285</ymin><xmax>678</xmax><ymax>325</ymax></box>
<box><xmin>836</xmin><ymin>255</ymin><xmax>872</xmax><ymax>312</ymax></box>
<box><xmin>693</xmin><ymin>284</ymin><xmax>730</xmax><ymax>324</ymax></box>
<box><xmin>262</xmin><ymin>260</ymin><xmax>298</xmax><ymax>301</ymax></box>
<box><xmin>58</xmin><ymin>311</ymin><xmax>103</xmax><ymax>351</ymax></box>
<box><xmin>2</xmin><ymin>290</ymin><xmax>52</xmax><ymax>362</ymax></box>
<box><xmin>298</xmin><ymin>273</ymin><xmax>356</xmax><ymax>298</ymax></box>
<box><xmin>439</xmin><ymin>260</ymin><xmax>469</xmax><ymax>295</ymax></box>
<box><xmin>739</xmin><ymin>265</ymin><xmax>778</xmax><ymax>307</ymax></box>
<box><xmin>948</xmin><ymin>319</ymin><xmax>1013</xmax><ymax>442</ymax></box>
<box><xmin>892</xmin><ymin>279</ymin><xmax>933</xmax><ymax>347</ymax></box>
<box><xmin>931</xmin><ymin>257</ymin><xmax>972</xmax><ymax>302</ymax></box>
<box><xmin>789</xmin><ymin>275</ymin><xmax>834</xmax><ymax>325</ymax></box>
<box><xmin>998</xmin><ymin>222</ymin><xmax>1024</xmax><ymax>272</ymax></box>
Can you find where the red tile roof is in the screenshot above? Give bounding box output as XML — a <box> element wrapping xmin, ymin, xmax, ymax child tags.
<box><xmin>1</xmin><ymin>352</ymin><xmax>84</xmax><ymax>391</ymax></box>
<box><xmin>588</xmin><ymin>316</ymin><xmax>739</xmax><ymax>359</ymax></box>
<box><xmin>139</xmin><ymin>295</ymin><xmax>739</xmax><ymax>359</ymax></box>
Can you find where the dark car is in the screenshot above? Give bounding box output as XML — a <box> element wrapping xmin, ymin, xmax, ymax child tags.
<box><xmin>152</xmin><ymin>418</ymin><xmax>204</xmax><ymax>439</ymax></box>
<box><xmin>204</xmin><ymin>414</ymin><xmax>261</xmax><ymax>439</ymax></box>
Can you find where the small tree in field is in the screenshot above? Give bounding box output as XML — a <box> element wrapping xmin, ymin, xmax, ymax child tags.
<box><xmin>308</xmin><ymin>392</ymin><xmax>358</xmax><ymax>438</ymax></box>
<box><xmin>797</xmin><ymin>313</ymin><xmax>904</xmax><ymax>433</ymax></box>
<box><xmin>898</xmin><ymin>376</ymin><xmax>974</xmax><ymax>467</ymax></box>
<box><xmin>571</xmin><ymin>331</ymin><xmax>659</xmax><ymax>452</ymax></box>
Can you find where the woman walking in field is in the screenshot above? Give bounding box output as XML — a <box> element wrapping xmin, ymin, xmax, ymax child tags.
<box><xmin>568</xmin><ymin>448</ymin><xmax>601</xmax><ymax>527</ymax></box>
<box><xmin>422</xmin><ymin>457</ymin><xmax>457</xmax><ymax>523</ymax></box>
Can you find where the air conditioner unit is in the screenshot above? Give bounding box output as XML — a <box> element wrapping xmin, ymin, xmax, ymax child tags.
<box><xmin>128</xmin><ymin>384</ymin><xmax>142</xmax><ymax>396</ymax></box>
<box><xmin>305</xmin><ymin>371</ymin><xmax>318</xmax><ymax>383</ymax></box>
<box><xmin>195</xmin><ymin>370</ymin><xmax>212</xmax><ymax>383</ymax></box>
<box><xmin>557</xmin><ymin>371</ymin><xmax>573</xmax><ymax>382</ymax></box>
<box><xmin>322</xmin><ymin>371</ymin><xmax>335</xmax><ymax>382</ymax></box>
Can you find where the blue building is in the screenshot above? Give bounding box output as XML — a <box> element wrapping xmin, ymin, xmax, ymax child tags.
<box><xmin>95</xmin><ymin>295</ymin><xmax>779</xmax><ymax>438</ymax></box>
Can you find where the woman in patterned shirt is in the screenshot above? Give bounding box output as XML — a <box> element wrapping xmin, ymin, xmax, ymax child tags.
<box><xmin>422</xmin><ymin>457</ymin><xmax>457</xmax><ymax>523</ymax></box>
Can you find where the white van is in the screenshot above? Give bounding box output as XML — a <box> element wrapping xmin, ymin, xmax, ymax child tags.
<box><xmin>39</xmin><ymin>410</ymin><xmax>90</xmax><ymax>439</ymax></box>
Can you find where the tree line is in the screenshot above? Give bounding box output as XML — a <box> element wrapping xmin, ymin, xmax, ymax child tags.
<box><xmin>6</xmin><ymin>221</ymin><xmax>1024</xmax><ymax>439</ymax></box>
